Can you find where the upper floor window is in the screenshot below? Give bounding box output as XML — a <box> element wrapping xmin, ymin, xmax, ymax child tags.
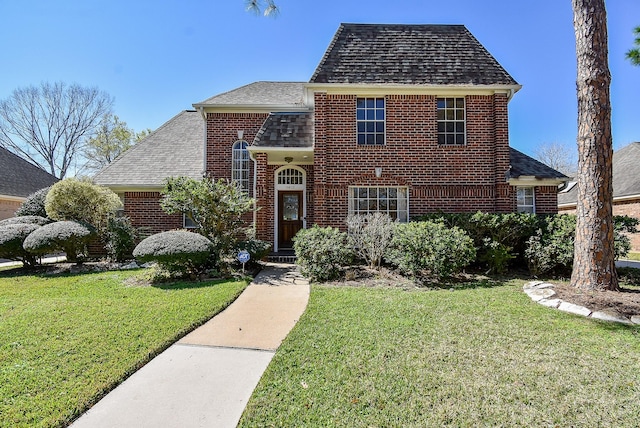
<box><xmin>348</xmin><ymin>186</ymin><xmax>408</xmax><ymax>222</ymax></box>
<box><xmin>357</xmin><ymin>97</ymin><xmax>385</xmax><ymax>145</ymax></box>
<box><xmin>437</xmin><ymin>97</ymin><xmax>466</xmax><ymax>145</ymax></box>
<box><xmin>517</xmin><ymin>187</ymin><xmax>535</xmax><ymax>213</ymax></box>
<box><xmin>232</xmin><ymin>140</ymin><xmax>250</xmax><ymax>194</ymax></box>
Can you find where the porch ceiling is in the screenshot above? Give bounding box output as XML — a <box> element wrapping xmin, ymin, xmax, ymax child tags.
<box><xmin>248</xmin><ymin>146</ymin><xmax>314</xmax><ymax>165</ymax></box>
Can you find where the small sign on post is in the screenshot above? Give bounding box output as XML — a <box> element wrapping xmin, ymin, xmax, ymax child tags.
<box><xmin>237</xmin><ymin>250</ymin><xmax>250</xmax><ymax>274</ymax></box>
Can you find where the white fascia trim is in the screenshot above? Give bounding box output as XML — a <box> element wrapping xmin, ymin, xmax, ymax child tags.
<box><xmin>304</xmin><ymin>83</ymin><xmax>522</xmax><ymax>100</ymax></box>
<box><xmin>508</xmin><ymin>177</ymin><xmax>568</xmax><ymax>187</ymax></box>
<box><xmin>192</xmin><ymin>104</ymin><xmax>311</xmax><ymax>113</ymax></box>
<box><xmin>0</xmin><ymin>194</ymin><xmax>26</xmax><ymax>202</ymax></box>
<box><xmin>247</xmin><ymin>146</ymin><xmax>314</xmax><ymax>154</ymax></box>
<box><xmin>99</xmin><ymin>185</ymin><xmax>164</xmax><ymax>193</ymax></box>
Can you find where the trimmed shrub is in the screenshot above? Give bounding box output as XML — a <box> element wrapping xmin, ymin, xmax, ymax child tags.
<box><xmin>23</xmin><ymin>221</ymin><xmax>96</xmax><ymax>263</ymax></box>
<box><xmin>104</xmin><ymin>216</ymin><xmax>138</xmax><ymax>262</ymax></box>
<box><xmin>45</xmin><ymin>178</ymin><xmax>121</xmax><ymax>230</ymax></box>
<box><xmin>293</xmin><ymin>225</ymin><xmax>354</xmax><ymax>282</ymax></box>
<box><xmin>15</xmin><ymin>187</ymin><xmax>51</xmax><ymax>218</ymax></box>
<box><xmin>0</xmin><ymin>216</ymin><xmax>50</xmax><ymax>227</ymax></box>
<box><xmin>133</xmin><ymin>231</ymin><xmax>214</xmax><ymax>274</ymax></box>
<box><xmin>346</xmin><ymin>212</ymin><xmax>395</xmax><ymax>269</ymax></box>
<box><xmin>0</xmin><ymin>223</ymin><xmax>41</xmax><ymax>267</ymax></box>
<box><xmin>385</xmin><ymin>221</ymin><xmax>476</xmax><ymax>280</ymax></box>
<box><xmin>235</xmin><ymin>237</ymin><xmax>272</xmax><ymax>267</ymax></box>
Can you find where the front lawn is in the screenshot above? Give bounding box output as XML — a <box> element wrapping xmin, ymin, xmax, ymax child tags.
<box><xmin>240</xmin><ymin>279</ymin><xmax>640</xmax><ymax>427</ymax></box>
<box><xmin>0</xmin><ymin>268</ymin><xmax>247</xmax><ymax>428</ymax></box>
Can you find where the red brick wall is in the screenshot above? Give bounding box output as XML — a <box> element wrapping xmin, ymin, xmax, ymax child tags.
<box><xmin>124</xmin><ymin>191</ymin><xmax>182</xmax><ymax>236</ymax></box>
<box><xmin>313</xmin><ymin>92</ymin><xmax>518</xmax><ymax>230</ymax></box>
<box><xmin>535</xmin><ymin>186</ymin><xmax>560</xmax><ymax>214</ymax></box>
<box><xmin>0</xmin><ymin>199</ymin><xmax>22</xmax><ymax>221</ymax></box>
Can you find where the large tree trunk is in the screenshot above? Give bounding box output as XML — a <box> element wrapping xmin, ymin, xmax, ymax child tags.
<box><xmin>570</xmin><ymin>0</ymin><xmax>618</xmax><ymax>291</ymax></box>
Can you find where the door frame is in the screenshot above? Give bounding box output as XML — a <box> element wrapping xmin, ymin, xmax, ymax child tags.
<box><xmin>274</xmin><ymin>165</ymin><xmax>306</xmax><ymax>252</ymax></box>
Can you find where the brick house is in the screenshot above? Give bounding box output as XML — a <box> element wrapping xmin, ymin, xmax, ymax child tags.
<box><xmin>95</xmin><ymin>24</ymin><xmax>566</xmax><ymax>251</ymax></box>
<box><xmin>558</xmin><ymin>142</ymin><xmax>640</xmax><ymax>250</ymax></box>
<box><xmin>0</xmin><ymin>146</ymin><xmax>58</xmax><ymax>221</ymax></box>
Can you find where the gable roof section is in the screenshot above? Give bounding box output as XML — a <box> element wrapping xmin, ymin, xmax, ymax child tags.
<box><xmin>253</xmin><ymin>112</ymin><xmax>314</xmax><ymax>148</ymax></box>
<box><xmin>0</xmin><ymin>146</ymin><xmax>58</xmax><ymax>198</ymax></box>
<box><xmin>194</xmin><ymin>82</ymin><xmax>306</xmax><ymax>108</ymax></box>
<box><xmin>310</xmin><ymin>23</ymin><xmax>519</xmax><ymax>86</ymax></box>
<box><xmin>558</xmin><ymin>142</ymin><xmax>640</xmax><ymax>206</ymax></box>
<box><xmin>93</xmin><ymin>110</ymin><xmax>203</xmax><ymax>189</ymax></box>
<box><xmin>509</xmin><ymin>148</ymin><xmax>568</xmax><ymax>181</ymax></box>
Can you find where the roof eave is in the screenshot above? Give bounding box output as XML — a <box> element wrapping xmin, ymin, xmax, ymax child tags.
<box><xmin>509</xmin><ymin>177</ymin><xmax>568</xmax><ymax>186</ymax></box>
<box><xmin>192</xmin><ymin>104</ymin><xmax>311</xmax><ymax>113</ymax></box>
<box><xmin>304</xmin><ymin>83</ymin><xmax>522</xmax><ymax>100</ymax></box>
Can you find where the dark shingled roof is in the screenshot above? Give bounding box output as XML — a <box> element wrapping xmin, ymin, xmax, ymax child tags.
<box><xmin>510</xmin><ymin>148</ymin><xmax>568</xmax><ymax>180</ymax></box>
<box><xmin>253</xmin><ymin>113</ymin><xmax>314</xmax><ymax>148</ymax></box>
<box><xmin>0</xmin><ymin>146</ymin><xmax>58</xmax><ymax>198</ymax></box>
<box><xmin>558</xmin><ymin>142</ymin><xmax>640</xmax><ymax>206</ymax></box>
<box><xmin>310</xmin><ymin>23</ymin><xmax>519</xmax><ymax>85</ymax></box>
<box><xmin>94</xmin><ymin>110</ymin><xmax>203</xmax><ymax>188</ymax></box>
<box><xmin>195</xmin><ymin>82</ymin><xmax>306</xmax><ymax>107</ymax></box>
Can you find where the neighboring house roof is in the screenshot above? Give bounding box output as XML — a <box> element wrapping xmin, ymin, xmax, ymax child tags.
<box><xmin>0</xmin><ymin>146</ymin><xmax>58</xmax><ymax>198</ymax></box>
<box><xmin>194</xmin><ymin>82</ymin><xmax>306</xmax><ymax>107</ymax></box>
<box><xmin>93</xmin><ymin>110</ymin><xmax>204</xmax><ymax>189</ymax></box>
<box><xmin>310</xmin><ymin>23</ymin><xmax>519</xmax><ymax>86</ymax></box>
<box><xmin>558</xmin><ymin>142</ymin><xmax>640</xmax><ymax>206</ymax></box>
<box><xmin>509</xmin><ymin>148</ymin><xmax>568</xmax><ymax>180</ymax></box>
<box><xmin>253</xmin><ymin>112</ymin><xmax>314</xmax><ymax>148</ymax></box>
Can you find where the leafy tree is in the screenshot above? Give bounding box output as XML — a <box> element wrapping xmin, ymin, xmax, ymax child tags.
<box><xmin>160</xmin><ymin>176</ymin><xmax>254</xmax><ymax>260</ymax></box>
<box><xmin>626</xmin><ymin>26</ymin><xmax>640</xmax><ymax>65</ymax></box>
<box><xmin>534</xmin><ymin>141</ymin><xmax>577</xmax><ymax>177</ymax></box>
<box><xmin>83</xmin><ymin>115</ymin><xmax>150</xmax><ymax>173</ymax></box>
<box><xmin>570</xmin><ymin>0</ymin><xmax>617</xmax><ymax>291</ymax></box>
<box><xmin>245</xmin><ymin>0</ymin><xmax>278</xmax><ymax>16</ymax></box>
<box><xmin>0</xmin><ymin>82</ymin><xmax>113</xmax><ymax>178</ymax></box>
<box><xmin>45</xmin><ymin>178</ymin><xmax>122</xmax><ymax>231</ymax></box>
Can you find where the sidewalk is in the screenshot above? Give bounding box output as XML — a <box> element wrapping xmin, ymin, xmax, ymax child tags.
<box><xmin>70</xmin><ymin>263</ymin><xmax>309</xmax><ymax>428</ymax></box>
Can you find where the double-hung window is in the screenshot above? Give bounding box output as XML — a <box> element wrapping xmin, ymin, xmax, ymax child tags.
<box><xmin>348</xmin><ymin>186</ymin><xmax>408</xmax><ymax>222</ymax></box>
<box><xmin>232</xmin><ymin>140</ymin><xmax>250</xmax><ymax>194</ymax></box>
<box><xmin>437</xmin><ymin>97</ymin><xmax>466</xmax><ymax>145</ymax></box>
<box><xmin>517</xmin><ymin>187</ymin><xmax>535</xmax><ymax>213</ymax></box>
<box><xmin>357</xmin><ymin>97</ymin><xmax>385</xmax><ymax>145</ymax></box>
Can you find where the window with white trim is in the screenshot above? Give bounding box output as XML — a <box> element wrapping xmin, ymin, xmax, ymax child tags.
<box><xmin>437</xmin><ymin>97</ymin><xmax>466</xmax><ymax>145</ymax></box>
<box><xmin>517</xmin><ymin>187</ymin><xmax>535</xmax><ymax>213</ymax></box>
<box><xmin>277</xmin><ymin>168</ymin><xmax>304</xmax><ymax>185</ymax></box>
<box><xmin>183</xmin><ymin>213</ymin><xmax>197</xmax><ymax>229</ymax></box>
<box><xmin>348</xmin><ymin>186</ymin><xmax>408</xmax><ymax>222</ymax></box>
<box><xmin>232</xmin><ymin>140</ymin><xmax>250</xmax><ymax>194</ymax></box>
<box><xmin>356</xmin><ymin>97</ymin><xmax>385</xmax><ymax>145</ymax></box>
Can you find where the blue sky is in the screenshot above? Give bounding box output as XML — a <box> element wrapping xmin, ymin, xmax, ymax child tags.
<box><xmin>1</xmin><ymin>0</ymin><xmax>638</xmax><ymax>158</ymax></box>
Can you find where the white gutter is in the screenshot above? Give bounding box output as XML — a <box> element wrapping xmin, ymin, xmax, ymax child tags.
<box><xmin>249</xmin><ymin>150</ymin><xmax>258</xmax><ymax>230</ymax></box>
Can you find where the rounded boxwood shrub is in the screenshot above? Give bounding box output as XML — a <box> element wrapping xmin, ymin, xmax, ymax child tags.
<box><xmin>293</xmin><ymin>225</ymin><xmax>354</xmax><ymax>282</ymax></box>
<box><xmin>385</xmin><ymin>221</ymin><xmax>476</xmax><ymax>280</ymax></box>
<box><xmin>0</xmin><ymin>215</ymin><xmax>50</xmax><ymax>227</ymax></box>
<box><xmin>23</xmin><ymin>221</ymin><xmax>96</xmax><ymax>262</ymax></box>
<box><xmin>15</xmin><ymin>187</ymin><xmax>51</xmax><ymax>218</ymax></box>
<box><xmin>104</xmin><ymin>216</ymin><xmax>138</xmax><ymax>262</ymax></box>
<box><xmin>133</xmin><ymin>230</ymin><xmax>214</xmax><ymax>274</ymax></box>
<box><xmin>235</xmin><ymin>237</ymin><xmax>272</xmax><ymax>267</ymax></box>
<box><xmin>0</xmin><ymin>223</ymin><xmax>41</xmax><ymax>267</ymax></box>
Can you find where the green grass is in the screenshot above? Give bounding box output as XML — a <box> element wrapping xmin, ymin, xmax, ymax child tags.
<box><xmin>623</xmin><ymin>251</ymin><xmax>640</xmax><ymax>261</ymax></box>
<box><xmin>0</xmin><ymin>268</ymin><xmax>247</xmax><ymax>428</ymax></box>
<box><xmin>240</xmin><ymin>280</ymin><xmax>640</xmax><ymax>427</ymax></box>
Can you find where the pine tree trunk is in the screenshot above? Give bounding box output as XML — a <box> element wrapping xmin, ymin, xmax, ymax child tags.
<box><xmin>570</xmin><ymin>0</ymin><xmax>618</xmax><ymax>291</ymax></box>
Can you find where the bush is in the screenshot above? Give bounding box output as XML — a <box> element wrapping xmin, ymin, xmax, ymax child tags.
<box><xmin>23</xmin><ymin>221</ymin><xmax>96</xmax><ymax>263</ymax></box>
<box><xmin>346</xmin><ymin>213</ymin><xmax>395</xmax><ymax>269</ymax></box>
<box><xmin>293</xmin><ymin>225</ymin><xmax>354</xmax><ymax>282</ymax></box>
<box><xmin>133</xmin><ymin>231</ymin><xmax>214</xmax><ymax>275</ymax></box>
<box><xmin>104</xmin><ymin>216</ymin><xmax>138</xmax><ymax>262</ymax></box>
<box><xmin>0</xmin><ymin>216</ymin><xmax>50</xmax><ymax>227</ymax></box>
<box><xmin>45</xmin><ymin>178</ymin><xmax>121</xmax><ymax>230</ymax></box>
<box><xmin>0</xmin><ymin>223</ymin><xmax>41</xmax><ymax>267</ymax></box>
<box><xmin>385</xmin><ymin>221</ymin><xmax>476</xmax><ymax>280</ymax></box>
<box><xmin>235</xmin><ymin>237</ymin><xmax>271</xmax><ymax>267</ymax></box>
<box><xmin>15</xmin><ymin>187</ymin><xmax>51</xmax><ymax>218</ymax></box>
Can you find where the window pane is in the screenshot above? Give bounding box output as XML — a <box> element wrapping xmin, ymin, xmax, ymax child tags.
<box><xmin>388</xmin><ymin>188</ymin><xmax>397</xmax><ymax>198</ymax></box>
<box><xmin>366</xmin><ymin>134</ymin><xmax>375</xmax><ymax>144</ymax></box>
<box><xmin>357</xmin><ymin>99</ymin><xmax>366</xmax><ymax>108</ymax></box>
<box><xmin>446</xmin><ymin>110</ymin><xmax>455</xmax><ymax>120</ymax></box>
<box><xmin>357</xmin><ymin>109</ymin><xmax>365</xmax><ymax>120</ymax></box>
<box><xmin>446</xmin><ymin>122</ymin><xmax>454</xmax><ymax>133</ymax></box>
<box><xmin>447</xmin><ymin>134</ymin><xmax>454</xmax><ymax>144</ymax></box>
<box><xmin>438</xmin><ymin>135</ymin><xmax>445</xmax><ymax>145</ymax></box>
<box><xmin>359</xmin><ymin>188</ymin><xmax>368</xmax><ymax>198</ymax></box>
<box><xmin>376</xmin><ymin>110</ymin><xmax>384</xmax><ymax>120</ymax></box>
<box><xmin>366</xmin><ymin>98</ymin><xmax>374</xmax><ymax>108</ymax></box>
<box><xmin>437</xmin><ymin>110</ymin><xmax>445</xmax><ymax>121</ymax></box>
<box><xmin>366</xmin><ymin>109</ymin><xmax>375</xmax><ymax>120</ymax></box>
<box><xmin>456</xmin><ymin>98</ymin><xmax>465</xmax><ymax>108</ymax></box>
<box><xmin>376</xmin><ymin>134</ymin><xmax>384</xmax><ymax>145</ymax></box>
<box><xmin>358</xmin><ymin>134</ymin><xmax>366</xmax><ymax>144</ymax></box>
<box><xmin>376</xmin><ymin>122</ymin><xmax>384</xmax><ymax>133</ymax></box>
<box><xmin>446</xmin><ymin>98</ymin><xmax>454</xmax><ymax>108</ymax></box>
<box><xmin>437</xmin><ymin>122</ymin><xmax>445</xmax><ymax>132</ymax></box>
<box><xmin>376</xmin><ymin>98</ymin><xmax>384</xmax><ymax>109</ymax></box>
<box><xmin>437</xmin><ymin>99</ymin><xmax>445</xmax><ymax>109</ymax></box>
<box><xmin>456</xmin><ymin>122</ymin><xmax>464</xmax><ymax>133</ymax></box>
<box><xmin>456</xmin><ymin>110</ymin><xmax>464</xmax><ymax>120</ymax></box>
<box><xmin>456</xmin><ymin>134</ymin><xmax>465</xmax><ymax>145</ymax></box>
<box><xmin>368</xmin><ymin>188</ymin><xmax>377</xmax><ymax>198</ymax></box>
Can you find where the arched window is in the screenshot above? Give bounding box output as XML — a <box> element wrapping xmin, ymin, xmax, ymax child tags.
<box><xmin>232</xmin><ymin>140</ymin><xmax>250</xmax><ymax>194</ymax></box>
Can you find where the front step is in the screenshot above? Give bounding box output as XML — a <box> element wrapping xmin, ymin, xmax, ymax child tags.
<box><xmin>267</xmin><ymin>251</ymin><xmax>297</xmax><ymax>264</ymax></box>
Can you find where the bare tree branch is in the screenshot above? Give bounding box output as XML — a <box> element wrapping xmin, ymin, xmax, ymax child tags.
<box><xmin>0</xmin><ymin>82</ymin><xmax>113</xmax><ymax>178</ymax></box>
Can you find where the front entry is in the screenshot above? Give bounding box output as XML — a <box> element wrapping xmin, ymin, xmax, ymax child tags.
<box><xmin>278</xmin><ymin>191</ymin><xmax>303</xmax><ymax>248</ymax></box>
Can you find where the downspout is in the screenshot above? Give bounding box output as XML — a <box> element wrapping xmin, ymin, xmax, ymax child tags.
<box><xmin>199</xmin><ymin>107</ymin><xmax>207</xmax><ymax>177</ymax></box>
<box><xmin>249</xmin><ymin>150</ymin><xmax>258</xmax><ymax>231</ymax></box>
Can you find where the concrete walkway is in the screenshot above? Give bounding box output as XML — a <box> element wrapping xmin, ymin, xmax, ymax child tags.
<box><xmin>71</xmin><ymin>263</ymin><xmax>309</xmax><ymax>428</ymax></box>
